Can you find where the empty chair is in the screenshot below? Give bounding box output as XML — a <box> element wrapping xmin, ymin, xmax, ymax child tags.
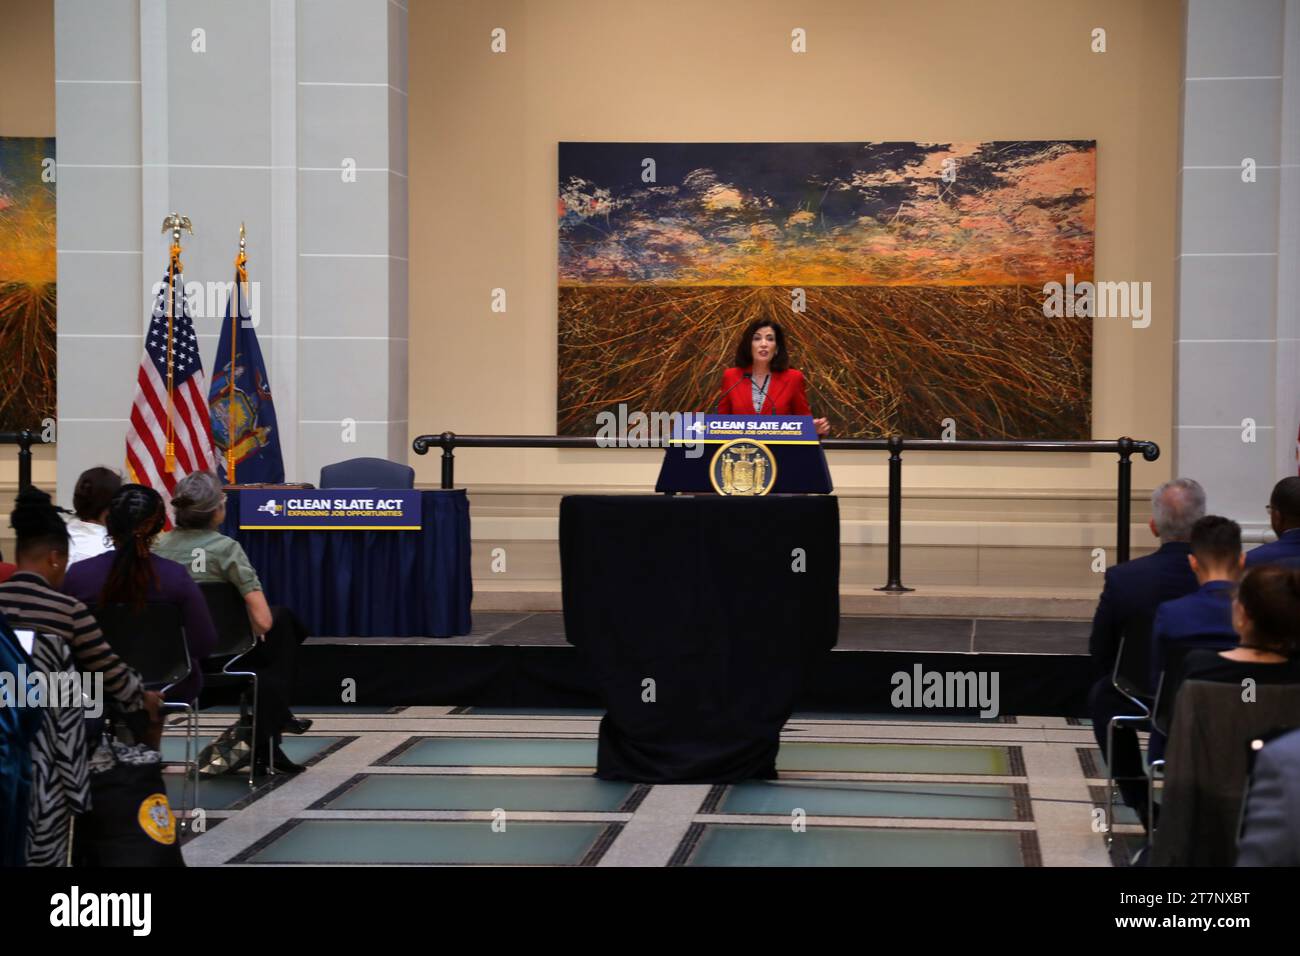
<box><xmin>319</xmin><ymin>457</ymin><xmax>415</xmax><ymax>489</ymax></box>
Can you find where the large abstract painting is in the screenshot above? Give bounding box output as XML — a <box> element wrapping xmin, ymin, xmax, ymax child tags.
<box><xmin>558</xmin><ymin>141</ymin><xmax>1095</xmax><ymax>439</ymax></box>
<box><xmin>0</xmin><ymin>137</ymin><xmax>56</xmax><ymax>432</ymax></box>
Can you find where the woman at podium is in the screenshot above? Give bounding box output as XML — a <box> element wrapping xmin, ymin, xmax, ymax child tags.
<box><xmin>717</xmin><ymin>320</ymin><xmax>831</xmax><ymax>436</ymax></box>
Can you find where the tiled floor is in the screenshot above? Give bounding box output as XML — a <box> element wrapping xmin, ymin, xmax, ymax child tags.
<box><xmin>173</xmin><ymin>707</ymin><xmax>1133</xmax><ymax>866</ymax></box>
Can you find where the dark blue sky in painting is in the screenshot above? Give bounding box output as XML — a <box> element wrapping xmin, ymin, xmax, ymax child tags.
<box><xmin>557</xmin><ymin>140</ymin><xmax>1096</xmax><ymax>285</ymax></box>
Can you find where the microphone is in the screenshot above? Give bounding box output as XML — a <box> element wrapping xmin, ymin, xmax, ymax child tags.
<box><xmin>715</xmin><ymin>372</ymin><xmax>752</xmax><ymax>412</ymax></box>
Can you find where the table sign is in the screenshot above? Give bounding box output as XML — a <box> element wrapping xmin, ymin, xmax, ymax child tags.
<box><xmin>238</xmin><ymin>489</ymin><xmax>422</xmax><ymax>530</ymax></box>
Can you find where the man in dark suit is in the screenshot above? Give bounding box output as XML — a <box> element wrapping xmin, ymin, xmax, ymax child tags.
<box><xmin>1150</xmin><ymin>515</ymin><xmax>1242</xmax><ymax>682</ymax></box>
<box><xmin>1245</xmin><ymin>476</ymin><xmax>1300</xmax><ymax>568</ymax></box>
<box><xmin>1237</xmin><ymin>727</ymin><xmax>1300</xmax><ymax>866</ymax></box>
<box><xmin>1088</xmin><ymin>478</ymin><xmax>1203</xmax><ymax>830</ymax></box>
<box><xmin>1145</xmin><ymin>515</ymin><xmax>1243</xmax><ymax>762</ymax></box>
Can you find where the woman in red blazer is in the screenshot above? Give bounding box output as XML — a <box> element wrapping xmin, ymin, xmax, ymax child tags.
<box><xmin>717</xmin><ymin>320</ymin><xmax>830</xmax><ymax>436</ymax></box>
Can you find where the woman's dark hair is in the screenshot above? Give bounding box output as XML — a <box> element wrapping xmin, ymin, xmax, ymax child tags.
<box><xmin>100</xmin><ymin>484</ymin><xmax>166</xmax><ymax>611</ymax></box>
<box><xmin>10</xmin><ymin>486</ymin><xmax>70</xmax><ymax>561</ymax></box>
<box><xmin>733</xmin><ymin>320</ymin><xmax>790</xmax><ymax>372</ymax></box>
<box><xmin>73</xmin><ymin>466</ymin><xmax>123</xmax><ymax>521</ymax></box>
<box><xmin>1237</xmin><ymin>564</ymin><xmax>1300</xmax><ymax>657</ymax></box>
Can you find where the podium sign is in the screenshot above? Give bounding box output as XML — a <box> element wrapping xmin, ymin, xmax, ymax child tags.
<box><xmin>657</xmin><ymin>415</ymin><xmax>832</xmax><ymax>494</ymax></box>
<box><xmin>667</xmin><ymin>414</ymin><xmax>820</xmax><ymax>446</ymax></box>
<box><xmin>238</xmin><ymin>489</ymin><xmax>422</xmax><ymax>530</ymax></box>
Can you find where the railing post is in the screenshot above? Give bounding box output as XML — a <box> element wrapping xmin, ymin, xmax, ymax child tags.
<box><xmin>18</xmin><ymin>430</ymin><xmax>33</xmax><ymax>493</ymax></box>
<box><xmin>440</xmin><ymin>431</ymin><xmax>456</xmax><ymax>490</ymax></box>
<box><xmin>876</xmin><ymin>434</ymin><xmax>913</xmax><ymax>593</ymax></box>
<box><xmin>1116</xmin><ymin>437</ymin><xmax>1133</xmax><ymax>565</ymax></box>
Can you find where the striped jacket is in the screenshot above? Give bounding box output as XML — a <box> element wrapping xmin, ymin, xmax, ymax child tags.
<box><xmin>0</xmin><ymin>571</ymin><xmax>144</xmax><ymax>712</ymax></box>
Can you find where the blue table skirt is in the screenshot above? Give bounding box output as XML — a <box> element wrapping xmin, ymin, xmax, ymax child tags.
<box><xmin>220</xmin><ymin>490</ymin><xmax>473</xmax><ymax>637</ymax></box>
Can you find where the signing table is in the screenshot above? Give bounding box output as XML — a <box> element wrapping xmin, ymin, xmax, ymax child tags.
<box><xmin>219</xmin><ymin>488</ymin><xmax>472</xmax><ymax>637</ymax></box>
<box><xmin>560</xmin><ymin>494</ymin><xmax>840</xmax><ymax>783</ymax></box>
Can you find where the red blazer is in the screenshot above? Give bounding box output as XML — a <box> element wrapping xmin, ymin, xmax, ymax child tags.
<box><xmin>716</xmin><ymin>367</ymin><xmax>812</xmax><ymax>416</ymax></box>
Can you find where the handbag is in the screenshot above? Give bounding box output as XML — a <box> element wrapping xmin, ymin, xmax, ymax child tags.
<box><xmin>196</xmin><ymin>720</ymin><xmax>253</xmax><ymax>776</ymax></box>
<box><xmin>196</xmin><ymin>694</ymin><xmax>254</xmax><ymax>776</ymax></box>
<box><xmin>75</xmin><ymin>736</ymin><xmax>185</xmax><ymax>867</ymax></box>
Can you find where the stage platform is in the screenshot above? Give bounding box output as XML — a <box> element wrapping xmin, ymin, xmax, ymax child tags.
<box><xmin>470</xmin><ymin>583</ymin><xmax>1103</xmax><ymax>620</ymax></box>
<box><xmin>289</xmin><ymin>612</ymin><xmax>1096</xmax><ymax>718</ymax></box>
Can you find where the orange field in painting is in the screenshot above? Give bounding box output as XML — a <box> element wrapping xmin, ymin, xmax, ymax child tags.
<box><xmin>557</xmin><ymin>285</ymin><xmax>1090</xmax><ymax>439</ymax></box>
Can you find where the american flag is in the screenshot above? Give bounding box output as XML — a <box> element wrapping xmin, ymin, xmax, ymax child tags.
<box><xmin>125</xmin><ymin>261</ymin><xmax>216</xmax><ymax>497</ymax></box>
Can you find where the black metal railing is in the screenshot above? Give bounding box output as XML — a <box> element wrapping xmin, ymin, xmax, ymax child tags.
<box><xmin>413</xmin><ymin>431</ymin><xmax>1160</xmax><ymax>592</ymax></box>
<box><xmin>0</xmin><ymin>430</ymin><xmax>43</xmax><ymax>493</ymax></box>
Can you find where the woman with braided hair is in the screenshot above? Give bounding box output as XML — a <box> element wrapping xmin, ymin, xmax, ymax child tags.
<box><xmin>62</xmin><ymin>484</ymin><xmax>218</xmax><ymax>707</ymax></box>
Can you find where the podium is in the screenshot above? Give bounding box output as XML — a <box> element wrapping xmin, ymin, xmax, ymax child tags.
<box><xmin>654</xmin><ymin>414</ymin><xmax>833</xmax><ymax>494</ymax></box>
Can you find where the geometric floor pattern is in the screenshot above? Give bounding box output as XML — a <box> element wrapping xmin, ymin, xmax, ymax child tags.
<box><xmin>172</xmin><ymin>708</ymin><xmax>1133</xmax><ymax>866</ymax></box>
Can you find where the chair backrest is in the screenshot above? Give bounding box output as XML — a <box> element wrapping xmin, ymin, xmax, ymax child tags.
<box><xmin>197</xmin><ymin>581</ymin><xmax>257</xmax><ymax>660</ymax></box>
<box><xmin>1113</xmin><ymin>617</ymin><xmax>1156</xmax><ymax>703</ymax></box>
<box><xmin>93</xmin><ymin>602</ymin><xmax>191</xmax><ymax>690</ymax></box>
<box><xmin>1151</xmin><ymin>637</ymin><xmax>1237</xmax><ymax>735</ymax></box>
<box><xmin>1152</xmin><ymin>679</ymin><xmax>1300</xmax><ymax>866</ymax></box>
<box><xmin>319</xmin><ymin>457</ymin><xmax>415</xmax><ymax>489</ymax></box>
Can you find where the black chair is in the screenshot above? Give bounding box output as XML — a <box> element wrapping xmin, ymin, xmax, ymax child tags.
<box><xmin>1104</xmin><ymin>628</ymin><xmax>1154</xmax><ymax>846</ymax></box>
<box><xmin>1152</xmin><ymin>681</ymin><xmax>1300</xmax><ymax>865</ymax></box>
<box><xmin>1145</xmin><ymin>636</ymin><xmax>1236</xmax><ymax>837</ymax></box>
<box><xmin>198</xmin><ymin>582</ymin><xmax>261</xmax><ymax>786</ymax></box>
<box><xmin>319</xmin><ymin>457</ymin><xmax>414</xmax><ymax>489</ymax></box>
<box><xmin>93</xmin><ymin>602</ymin><xmax>199</xmax><ymax>822</ymax></box>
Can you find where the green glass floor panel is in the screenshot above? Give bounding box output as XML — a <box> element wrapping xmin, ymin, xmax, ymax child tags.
<box><xmin>776</xmin><ymin>742</ymin><xmax>1013</xmax><ymax>775</ymax></box>
<box><xmin>161</xmin><ymin>735</ymin><xmax>342</xmax><ymax>764</ymax></box>
<box><xmin>460</xmin><ymin>707</ymin><xmax>606</xmax><ymax>717</ymax></box>
<box><xmin>719</xmin><ymin>780</ymin><xmax>1019</xmax><ymax>820</ymax></box>
<box><xmin>201</xmin><ymin>705</ymin><xmax>396</xmax><ymax>715</ymax></box>
<box><xmin>323</xmin><ymin>774</ymin><xmax>633</xmax><ymax>812</ymax></box>
<box><xmin>246</xmin><ymin>820</ymin><xmax>608</xmax><ymax>865</ymax></box>
<box><xmin>166</xmin><ymin>774</ymin><xmax>260</xmax><ymax>811</ymax></box>
<box><xmin>792</xmin><ymin>711</ymin><xmax>1004</xmax><ymax>723</ymax></box>
<box><xmin>389</xmin><ymin>737</ymin><xmax>597</xmax><ymax>768</ymax></box>
<box><xmin>685</xmin><ymin>824</ymin><xmax>1025</xmax><ymax>867</ymax></box>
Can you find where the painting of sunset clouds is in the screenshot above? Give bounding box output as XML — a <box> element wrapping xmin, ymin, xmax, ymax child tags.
<box><xmin>557</xmin><ymin>141</ymin><xmax>1095</xmax><ymax>439</ymax></box>
<box><xmin>0</xmin><ymin>137</ymin><xmax>56</xmax><ymax>431</ymax></box>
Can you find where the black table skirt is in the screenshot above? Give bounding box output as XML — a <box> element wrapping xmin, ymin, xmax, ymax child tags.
<box><xmin>220</xmin><ymin>489</ymin><xmax>473</xmax><ymax>637</ymax></box>
<box><xmin>560</xmin><ymin>494</ymin><xmax>839</xmax><ymax>783</ymax></box>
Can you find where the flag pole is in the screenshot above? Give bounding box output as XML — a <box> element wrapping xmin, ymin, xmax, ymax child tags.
<box><xmin>228</xmin><ymin>223</ymin><xmax>247</xmax><ymax>484</ymax></box>
<box><xmin>159</xmin><ymin>213</ymin><xmax>193</xmax><ymax>474</ymax></box>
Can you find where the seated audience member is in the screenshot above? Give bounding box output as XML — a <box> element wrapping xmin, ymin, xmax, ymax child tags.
<box><xmin>1087</xmin><ymin>477</ymin><xmax>1204</xmax><ymax>829</ymax></box>
<box><xmin>154</xmin><ymin>470</ymin><xmax>311</xmax><ymax>774</ymax></box>
<box><xmin>0</xmin><ymin>487</ymin><xmax>163</xmax><ymax>748</ymax></box>
<box><xmin>62</xmin><ymin>483</ymin><xmax>218</xmax><ymax>707</ymax></box>
<box><xmin>1150</xmin><ymin>515</ymin><xmax>1242</xmax><ymax>683</ymax></box>
<box><xmin>1246</xmin><ymin>476</ymin><xmax>1300</xmax><ymax>568</ymax></box>
<box><xmin>1161</xmin><ymin>564</ymin><xmax>1300</xmax><ymax>713</ymax></box>
<box><xmin>1237</xmin><ymin>727</ymin><xmax>1300</xmax><ymax>866</ymax></box>
<box><xmin>65</xmin><ymin>466</ymin><xmax>122</xmax><ymax>566</ymax></box>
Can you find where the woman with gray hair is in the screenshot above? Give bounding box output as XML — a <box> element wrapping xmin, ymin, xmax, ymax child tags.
<box><xmin>154</xmin><ymin>470</ymin><xmax>311</xmax><ymax>775</ymax></box>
